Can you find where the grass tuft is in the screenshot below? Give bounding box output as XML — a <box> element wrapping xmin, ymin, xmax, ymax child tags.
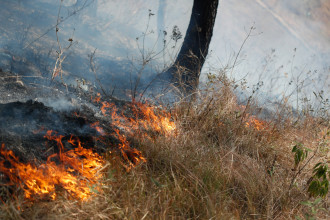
<box><xmin>0</xmin><ymin>77</ymin><xmax>329</xmax><ymax>219</ymax></box>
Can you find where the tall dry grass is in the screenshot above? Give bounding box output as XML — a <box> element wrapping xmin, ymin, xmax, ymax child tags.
<box><xmin>0</xmin><ymin>75</ymin><xmax>329</xmax><ymax>220</ymax></box>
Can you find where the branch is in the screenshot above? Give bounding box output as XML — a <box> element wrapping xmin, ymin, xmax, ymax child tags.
<box><xmin>24</xmin><ymin>0</ymin><xmax>95</xmax><ymax>49</ymax></box>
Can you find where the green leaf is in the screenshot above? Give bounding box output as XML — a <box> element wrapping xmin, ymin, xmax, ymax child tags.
<box><xmin>292</xmin><ymin>145</ymin><xmax>298</xmax><ymax>152</ymax></box>
<box><xmin>300</xmin><ymin>201</ymin><xmax>312</xmax><ymax>207</ymax></box>
<box><xmin>313</xmin><ymin>162</ymin><xmax>322</xmax><ymax>169</ymax></box>
<box><xmin>150</xmin><ymin>177</ymin><xmax>165</xmax><ymax>188</ymax></box>
<box><xmin>313</xmin><ymin>197</ymin><xmax>322</xmax><ymax>205</ymax></box>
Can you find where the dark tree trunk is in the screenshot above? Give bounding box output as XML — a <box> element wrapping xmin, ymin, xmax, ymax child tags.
<box><xmin>168</xmin><ymin>0</ymin><xmax>219</xmax><ymax>95</ymax></box>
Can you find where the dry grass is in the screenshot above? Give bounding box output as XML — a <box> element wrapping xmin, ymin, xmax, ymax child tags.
<box><xmin>0</xmin><ymin>79</ymin><xmax>329</xmax><ymax>219</ymax></box>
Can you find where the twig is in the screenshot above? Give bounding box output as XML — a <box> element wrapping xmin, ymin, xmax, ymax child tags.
<box><xmin>230</xmin><ymin>25</ymin><xmax>256</xmax><ymax>76</ymax></box>
<box><xmin>51</xmin><ymin>1</ymin><xmax>78</xmax><ymax>88</ymax></box>
<box><xmin>89</xmin><ymin>49</ymin><xmax>108</xmax><ymax>97</ymax></box>
<box><xmin>24</xmin><ymin>0</ymin><xmax>95</xmax><ymax>49</ymax></box>
<box><xmin>0</xmin><ymin>76</ymin><xmax>44</xmax><ymax>78</ymax></box>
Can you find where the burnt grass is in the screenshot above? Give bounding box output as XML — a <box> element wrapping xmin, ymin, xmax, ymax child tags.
<box><xmin>0</xmin><ymin>69</ymin><xmax>329</xmax><ymax>219</ymax></box>
<box><xmin>0</xmin><ymin>69</ymin><xmax>144</xmax><ymax>181</ymax></box>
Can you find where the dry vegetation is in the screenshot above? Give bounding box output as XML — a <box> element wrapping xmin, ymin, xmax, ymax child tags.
<box><xmin>0</xmin><ymin>74</ymin><xmax>329</xmax><ymax>220</ymax></box>
<box><xmin>0</xmin><ymin>1</ymin><xmax>329</xmax><ymax>219</ymax></box>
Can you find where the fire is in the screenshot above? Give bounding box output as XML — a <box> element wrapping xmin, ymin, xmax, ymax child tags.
<box><xmin>0</xmin><ymin>133</ymin><xmax>104</xmax><ymax>201</ymax></box>
<box><xmin>94</xmin><ymin>99</ymin><xmax>175</xmax><ymax>170</ymax></box>
<box><xmin>97</xmin><ymin>100</ymin><xmax>176</xmax><ymax>135</ymax></box>
<box><xmin>133</xmin><ymin>101</ymin><xmax>176</xmax><ymax>135</ymax></box>
<box><xmin>0</xmin><ymin>95</ymin><xmax>176</xmax><ymax>201</ymax></box>
<box><xmin>90</xmin><ymin>97</ymin><xmax>176</xmax><ymax>170</ymax></box>
<box><xmin>113</xmin><ymin>129</ymin><xmax>146</xmax><ymax>171</ymax></box>
<box><xmin>91</xmin><ymin>93</ymin><xmax>101</xmax><ymax>103</ymax></box>
<box><xmin>236</xmin><ymin>105</ymin><xmax>267</xmax><ymax>131</ymax></box>
<box><xmin>245</xmin><ymin>116</ymin><xmax>267</xmax><ymax>131</ymax></box>
<box><xmin>90</xmin><ymin>122</ymin><xmax>106</xmax><ymax>136</ymax></box>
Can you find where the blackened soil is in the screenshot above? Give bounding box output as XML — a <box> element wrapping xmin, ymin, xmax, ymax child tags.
<box><xmin>0</xmin><ymin>99</ymin><xmax>99</xmax><ymax>162</ymax></box>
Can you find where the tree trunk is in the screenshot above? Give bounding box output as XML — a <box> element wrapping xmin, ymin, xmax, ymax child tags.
<box><xmin>168</xmin><ymin>0</ymin><xmax>219</xmax><ymax>95</ymax></box>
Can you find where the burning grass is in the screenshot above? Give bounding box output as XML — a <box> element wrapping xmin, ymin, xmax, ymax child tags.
<box><xmin>0</xmin><ymin>84</ymin><xmax>329</xmax><ymax>219</ymax></box>
<box><xmin>0</xmin><ymin>99</ymin><xmax>174</xmax><ymax>203</ymax></box>
<box><xmin>0</xmin><ymin>141</ymin><xmax>104</xmax><ymax>201</ymax></box>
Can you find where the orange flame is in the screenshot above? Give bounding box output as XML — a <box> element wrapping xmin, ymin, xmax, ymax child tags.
<box><xmin>91</xmin><ymin>93</ymin><xmax>101</xmax><ymax>104</ymax></box>
<box><xmin>99</xmin><ymin>101</ymin><xmax>176</xmax><ymax>135</ymax></box>
<box><xmin>0</xmin><ymin>95</ymin><xmax>176</xmax><ymax>201</ymax></box>
<box><xmin>245</xmin><ymin>116</ymin><xmax>267</xmax><ymax>131</ymax></box>
<box><xmin>90</xmin><ymin>122</ymin><xmax>106</xmax><ymax>136</ymax></box>
<box><xmin>132</xmin><ymin>101</ymin><xmax>176</xmax><ymax>135</ymax></box>
<box><xmin>0</xmin><ymin>133</ymin><xmax>104</xmax><ymax>201</ymax></box>
<box><xmin>236</xmin><ymin>105</ymin><xmax>267</xmax><ymax>131</ymax></box>
<box><xmin>95</xmin><ymin>99</ymin><xmax>175</xmax><ymax>171</ymax></box>
<box><xmin>113</xmin><ymin>129</ymin><xmax>146</xmax><ymax>171</ymax></box>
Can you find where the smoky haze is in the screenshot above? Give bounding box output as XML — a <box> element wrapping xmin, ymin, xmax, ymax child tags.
<box><xmin>0</xmin><ymin>0</ymin><xmax>329</xmax><ymax>106</ymax></box>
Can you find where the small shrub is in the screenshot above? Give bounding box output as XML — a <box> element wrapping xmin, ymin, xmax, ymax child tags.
<box><xmin>308</xmin><ymin>162</ymin><xmax>329</xmax><ymax>198</ymax></box>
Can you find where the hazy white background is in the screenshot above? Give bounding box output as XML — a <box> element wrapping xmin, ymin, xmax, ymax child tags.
<box><xmin>1</xmin><ymin>0</ymin><xmax>329</xmax><ymax>106</ymax></box>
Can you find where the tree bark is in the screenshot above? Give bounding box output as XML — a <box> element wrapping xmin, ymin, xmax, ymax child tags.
<box><xmin>168</xmin><ymin>0</ymin><xmax>219</xmax><ymax>95</ymax></box>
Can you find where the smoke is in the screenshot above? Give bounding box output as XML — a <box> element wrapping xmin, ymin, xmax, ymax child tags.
<box><xmin>40</xmin><ymin>97</ymin><xmax>75</xmax><ymax>112</ymax></box>
<box><xmin>0</xmin><ymin>0</ymin><xmax>328</xmax><ymax>105</ymax></box>
<box><xmin>203</xmin><ymin>0</ymin><xmax>329</xmax><ymax>106</ymax></box>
